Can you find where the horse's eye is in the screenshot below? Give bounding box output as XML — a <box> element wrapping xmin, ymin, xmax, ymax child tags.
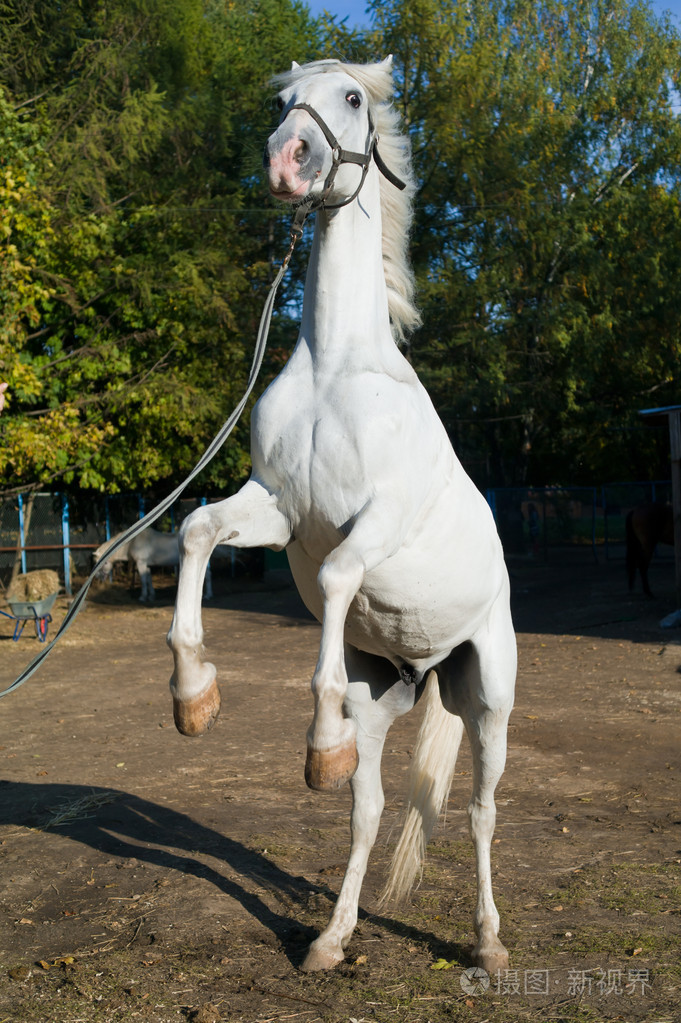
<box><xmin>276</xmin><ymin>96</ymin><xmax>284</xmax><ymax>112</ymax></box>
<box><xmin>346</xmin><ymin>92</ymin><xmax>361</xmax><ymax>109</ymax></box>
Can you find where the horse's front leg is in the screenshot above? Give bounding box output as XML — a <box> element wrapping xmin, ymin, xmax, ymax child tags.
<box><xmin>203</xmin><ymin>562</ymin><xmax>213</xmax><ymax>601</ymax></box>
<box><xmin>167</xmin><ymin>480</ymin><xmax>290</xmax><ymax>736</ymax></box>
<box><xmin>305</xmin><ymin>507</ymin><xmax>402</xmax><ymax>791</ymax></box>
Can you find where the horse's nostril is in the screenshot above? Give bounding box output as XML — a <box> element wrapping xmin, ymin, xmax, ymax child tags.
<box><xmin>295</xmin><ymin>139</ymin><xmax>308</xmax><ymax>164</ymax></box>
<box><xmin>263</xmin><ymin>146</ymin><xmax>271</xmax><ymax>169</ymax></box>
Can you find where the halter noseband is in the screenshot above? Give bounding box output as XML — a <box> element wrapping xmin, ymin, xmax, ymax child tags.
<box><xmin>283</xmin><ymin>100</ymin><xmax>407</xmax><ymax>230</ymax></box>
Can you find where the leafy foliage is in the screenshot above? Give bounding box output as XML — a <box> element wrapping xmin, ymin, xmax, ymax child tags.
<box><xmin>373</xmin><ymin>0</ymin><xmax>681</xmax><ymax>484</ymax></box>
<box><xmin>0</xmin><ymin>0</ymin><xmax>324</xmax><ymax>493</ymax></box>
<box><xmin>1</xmin><ymin>0</ymin><xmax>680</xmax><ymax>495</ymax></box>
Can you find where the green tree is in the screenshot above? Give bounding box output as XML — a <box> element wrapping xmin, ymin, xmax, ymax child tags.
<box><xmin>0</xmin><ymin>86</ymin><xmax>116</xmax><ymax>486</ymax></box>
<box><xmin>0</xmin><ymin>0</ymin><xmax>325</xmax><ymax>494</ymax></box>
<box><xmin>372</xmin><ymin>0</ymin><xmax>681</xmax><ymax>485</ymax></box>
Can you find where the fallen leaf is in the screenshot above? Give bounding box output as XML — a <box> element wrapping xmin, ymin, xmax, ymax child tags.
<box><xmin>37</xmin><ymin>955</ymin><xmax>75</xmax><ymax>970</ymax></box>
<box><xmin>430</xmin><ymin>958</ymin><xmax>453</xmax><ymax>970</ymax></box>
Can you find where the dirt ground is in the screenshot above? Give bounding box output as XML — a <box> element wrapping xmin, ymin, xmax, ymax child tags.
<box><xmin>1</xmin><ymin>550</ymin><xmax>680</xmax><ymax>1023</ymax></box>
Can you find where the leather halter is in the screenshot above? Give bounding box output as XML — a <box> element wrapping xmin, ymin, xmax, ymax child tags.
<box><xmin>283</xmin><ymin>99</ymin><xmax>406</xmax><ymax>230</ymax></box>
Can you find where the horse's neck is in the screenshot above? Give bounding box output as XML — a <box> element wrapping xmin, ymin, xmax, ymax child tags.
<box><xmin>299</xmin><ymin>173</ymin><xmax>395</xmax><ymax>368</ymax></box>
<box><xmin>103</xmin><ymin>536</ymin><xmax>129</xmax><ymax>563</ymax></box>
<box><xmin>116</xmin><ymin>539</ymin><xmax>131</xmax><ymax>561</ymax></box>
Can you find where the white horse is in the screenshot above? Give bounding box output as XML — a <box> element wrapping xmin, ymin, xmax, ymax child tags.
<box><xmin>94</xmin><ymin>528</ymin><xmax>222</xmax><ymax>602</ymax></box>
<box><xmin>167</xmin><ymin>58</ymin><xmax>516</xmax><ymax>976</ymax></box>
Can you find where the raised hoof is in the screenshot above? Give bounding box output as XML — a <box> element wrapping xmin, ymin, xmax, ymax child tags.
<box><xmin>471</xmin><ymin>940</ymin><xmax>509</xmax><ymax>976</ymax></box>
<box><xmin>304</xmin><ymin>741</ymin><xmax>358</xmax><ymax>791</ymax></box>
<box><xmin>173</xmin><ymin>679</ymin><xmax>221</xmax><ymax>736</ymax></box>
<box><xmin>300</xmin><ymin>941</ymin><xmax>344</xmax><ymax>973</ymax></box>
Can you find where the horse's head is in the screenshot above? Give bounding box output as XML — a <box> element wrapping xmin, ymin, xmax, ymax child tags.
<box><xmin>92</xmin><ymin>547</ymin><xmax>112</xmax><ymax>579</ymax></box>
<box><xmin>92</xmin><ymin>533</ymin><xmax>127</xmax><ymax>579</ymax></box>
<box><xmin>264</xmin><ymin>60</ymin><xmax>380</xmax><ymax>209</ymax></box>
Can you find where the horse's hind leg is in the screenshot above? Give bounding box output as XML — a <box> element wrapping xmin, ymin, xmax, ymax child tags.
<box><xmin>167</xmin><ymin>480</ymin><xmax>290</xmax><ymax>736</ymax></box>
<box><xmin>138</xmin><ymin>561</ymin><xmax>154</xmax><ymax>603</ymax></box>
<box><xmin>302</xmin><ymin>647</ymin><xmax>417</xmax><ymax>972</ymax></box>
<box><xmin>640</xmin><ymin>559</ymin><xmax>654</xmax><ymax>598</ymax></box>
<box><xmin>438</xmin><ymin>585</ymin><xmax>516</xmax><ymax>974</ymax></box>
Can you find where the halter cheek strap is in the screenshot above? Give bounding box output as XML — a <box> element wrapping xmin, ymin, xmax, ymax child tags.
<box><xmin>372</xmin><ymin>144</ymin><xmax>407</xmax><ymax>192</ymax></box>
<box><xmin>286</xmin><ymin>101</ymin><xmax>406</xmax><ymax>215</ymax></box>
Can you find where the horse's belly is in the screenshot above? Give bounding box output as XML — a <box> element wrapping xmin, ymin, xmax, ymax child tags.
<box><xmin>287</xmin><ymin>524</ymin><xmax>505</xmax><ymax>670</ymax></box>
<box><xmin>354</xmin><ymin>549</ymin><xmax>503</xmax><ymax>664</ymax></box>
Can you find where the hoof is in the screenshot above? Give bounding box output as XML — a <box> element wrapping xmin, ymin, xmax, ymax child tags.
<box><xmin>471</xmin><ymin>940</ymin><xmax>509</xmax><ymax>976</ymax></box>
<box><xmin>300</xmin><ymin>940</ymin><xmax>344</xmax><ymax>972</ymax></box>
<box><xmin>304</xmin><ymin>741</ymin><xmax>358</xmax><ymax>791</ymax></box>
<box><xmin>173</xmin><ymin>678</ymin><xmax>221</xmax><ymax>736</ymax></box>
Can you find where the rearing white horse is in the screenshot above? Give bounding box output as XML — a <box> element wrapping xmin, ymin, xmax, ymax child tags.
<box><xmin>167</xmin><ymin>57</ymin><xmax>516</xmax><ymax>975</ymax></box>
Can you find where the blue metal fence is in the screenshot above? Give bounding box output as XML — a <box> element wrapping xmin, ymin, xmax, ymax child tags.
<box><xmin>486</xmin><ymin>481</ymin><xmax>673</xmax><ymax>562</ymax></box>
<box><xmin>0</xmin><ymin>492</ymin><xmax>210</xmax><ymax>595</ymax></box>
<box><xmin>0</xmin><ymin>481</ymin><xmax>674</xmax><ymax>596</ymax></box>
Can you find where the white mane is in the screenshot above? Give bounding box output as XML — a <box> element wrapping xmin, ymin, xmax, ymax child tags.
<box><xmin>272</xmin><ymin>58</ymin><xmax>421</xmax><ymax>343</ymax></box>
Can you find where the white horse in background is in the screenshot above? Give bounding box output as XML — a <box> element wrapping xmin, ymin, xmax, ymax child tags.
<box><xmin>167</xmin><ymin>58</ymin><xmax>516</xmax><ymax>975</ymax></box>
<box><xmin>94</xmin><ymin>528</ymin><xmax>228</xmax><ymax>602</ymax></box>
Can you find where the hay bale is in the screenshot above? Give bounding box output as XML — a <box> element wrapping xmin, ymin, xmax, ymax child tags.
<box><xmin>6</xmin><ymin>570</ymin><xmax>60</xmax><ymax>603</ymax></box>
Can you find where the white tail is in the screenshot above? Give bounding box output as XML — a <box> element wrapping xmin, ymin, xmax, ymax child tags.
<box><xmin>379</xmin><ymin>672</ymin><xmax>464</xmax><ymax>905</ymax></box>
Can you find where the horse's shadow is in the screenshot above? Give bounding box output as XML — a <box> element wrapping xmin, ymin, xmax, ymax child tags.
<box><xmin>0</xmin><ymin>780</ymin><xmax>470</xmax><ymax>968</ymax></box>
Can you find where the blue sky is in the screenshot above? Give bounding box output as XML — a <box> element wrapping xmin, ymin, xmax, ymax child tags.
<box><xmin>306</xmin><ymin>0</ymin><xmax>370</xmax><ymax>27</ymax></box>
<box><xmin>305</xmin><ymin>0</ymin><xmax>681</xmax><ymax>29</ymax></box>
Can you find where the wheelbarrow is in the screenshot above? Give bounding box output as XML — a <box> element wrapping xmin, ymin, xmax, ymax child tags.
<box><xmin>0</xmin><ymin>592</ymin><xmax>58</xmax><ymax>642</ymax></box>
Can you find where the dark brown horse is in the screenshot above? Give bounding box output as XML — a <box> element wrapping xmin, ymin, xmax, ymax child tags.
<box><xmin>626</xmin><ymin>502</ymin><xmax>674</xmax><ymax>597</ymax></box>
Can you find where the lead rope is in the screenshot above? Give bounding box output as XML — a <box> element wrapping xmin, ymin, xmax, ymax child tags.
<box><xmin>0</xmin><ymin>213</ymin><xmax>309</xmax><ymax>699</ymax></box>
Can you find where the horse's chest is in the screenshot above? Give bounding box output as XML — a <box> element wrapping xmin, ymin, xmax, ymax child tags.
<box><xmin>253</xmin><ymin>380</ymin><xmax>372</xmax><ymax>513</ymax></box>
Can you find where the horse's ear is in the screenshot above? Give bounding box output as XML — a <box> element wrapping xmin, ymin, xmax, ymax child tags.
<box><xmin>383</xmin><ymin>55</ymin><xmax>394</xmax><ymax>68</ymax></box>
<box><xmin>291</xmin><ymin>60</ymin><xmax>300</xmax><ymax>70</ymax></box>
